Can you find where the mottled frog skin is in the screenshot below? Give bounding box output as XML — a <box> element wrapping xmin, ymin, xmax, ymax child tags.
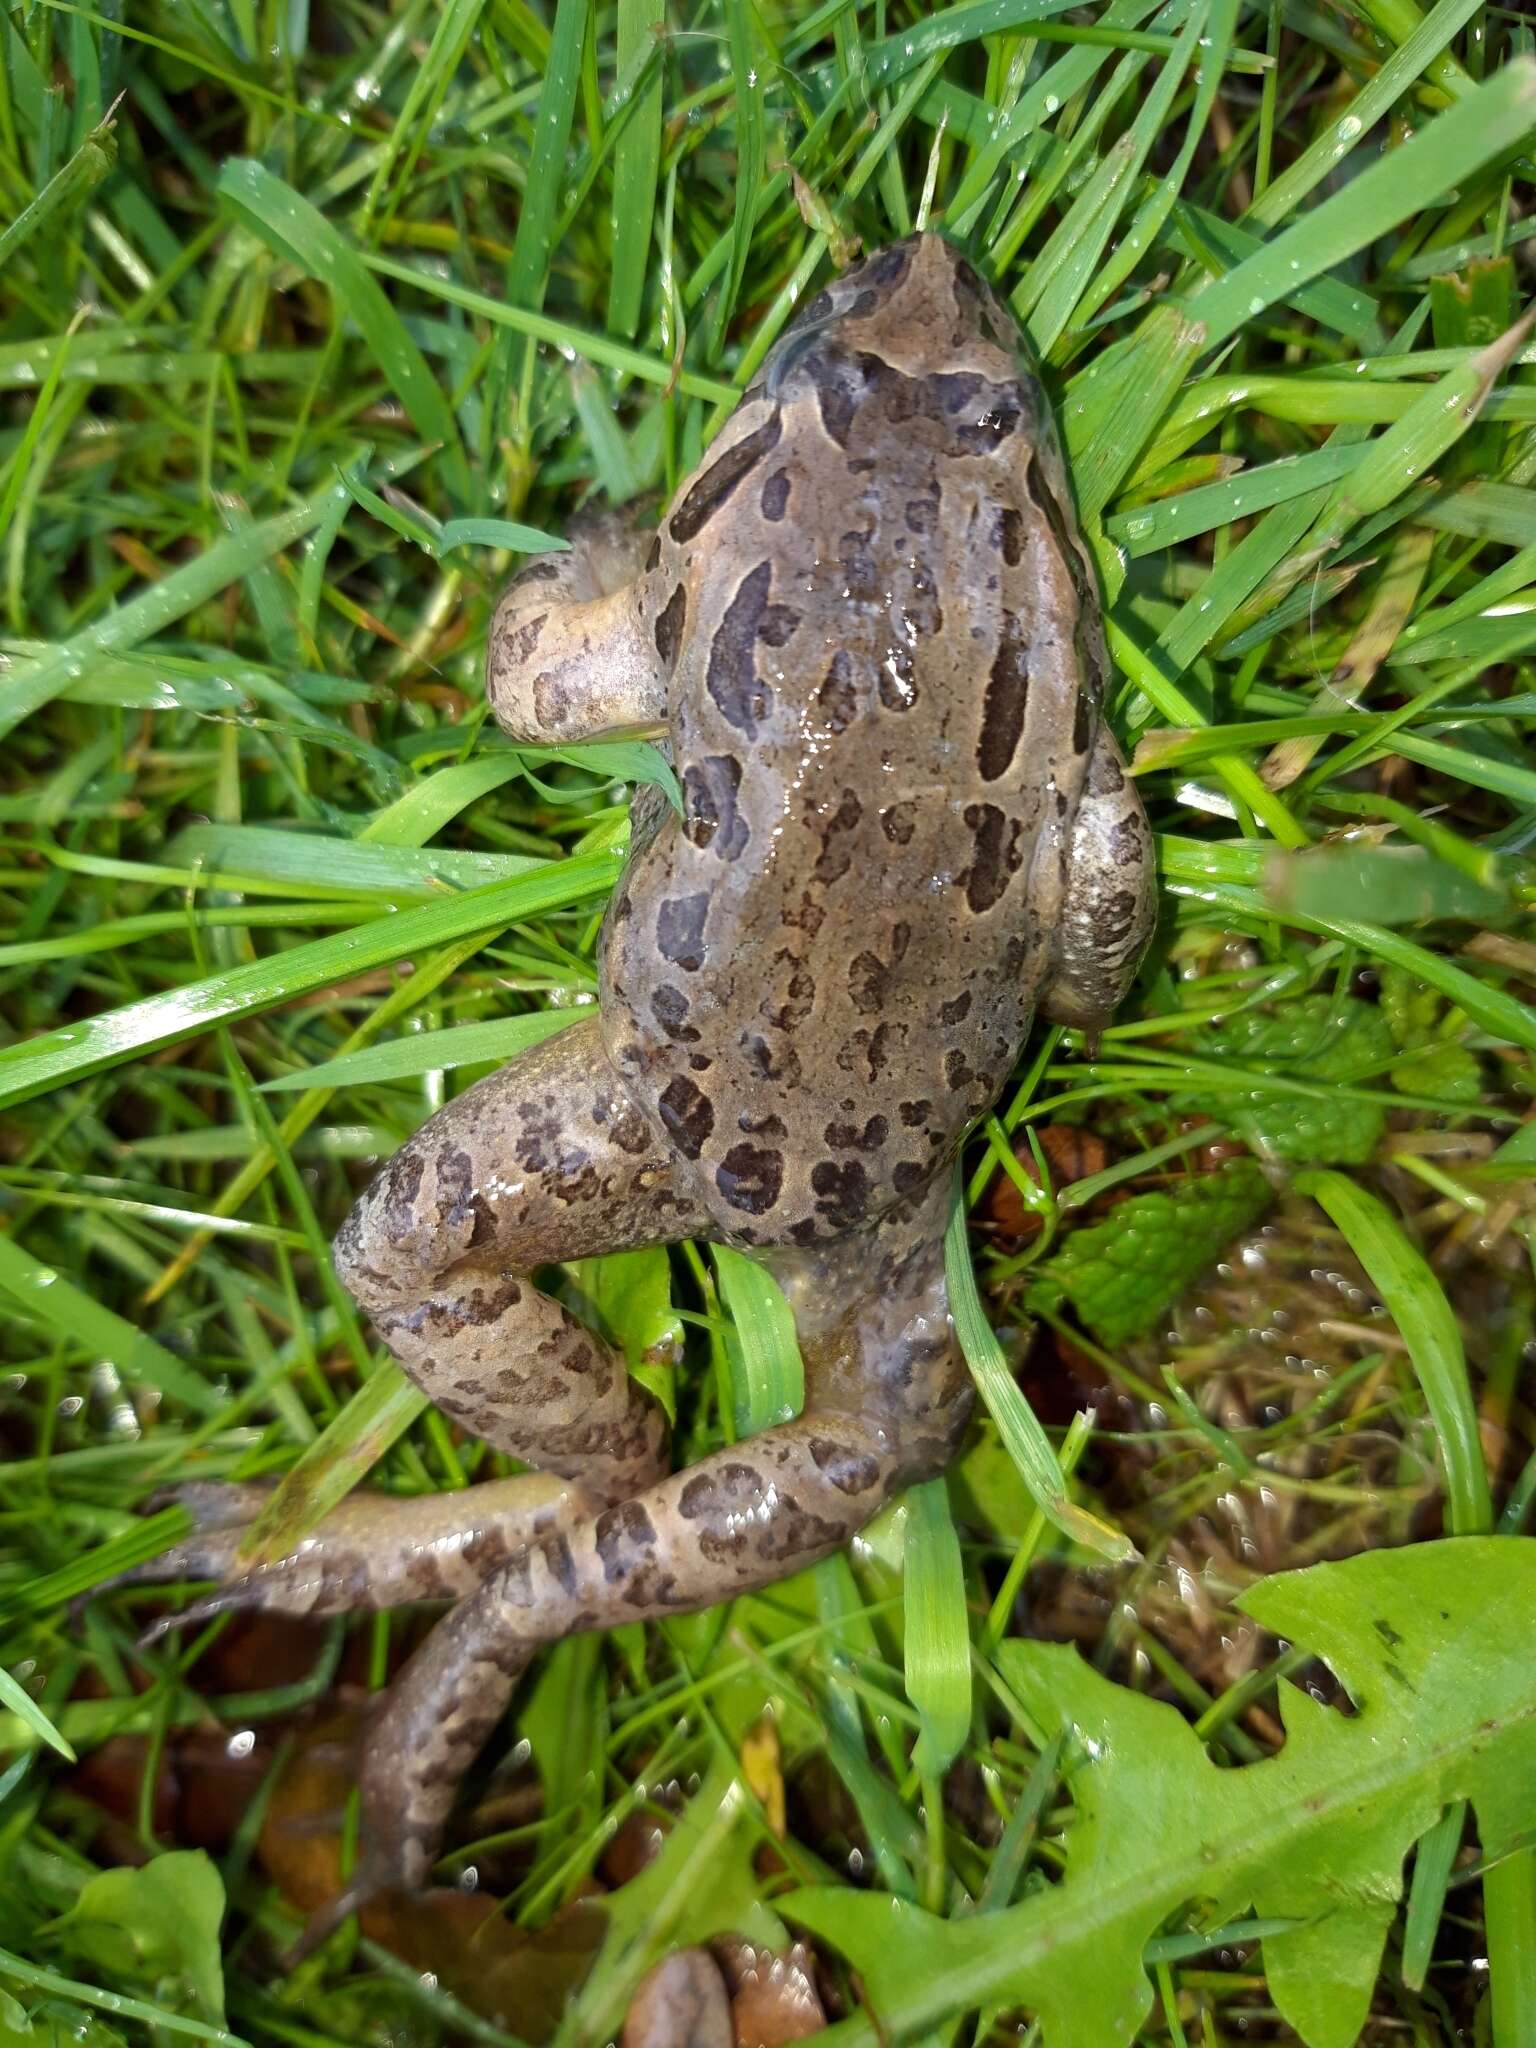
<box><xmin>122</xmin><ymin>235</ymin><xmax>1154</xmax><ymax>1934</ymax></box>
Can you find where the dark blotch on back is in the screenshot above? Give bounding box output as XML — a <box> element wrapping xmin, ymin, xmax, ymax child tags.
<box><xmin>669</xmin><ymin>410</ymin><xmax>783</xmax><ymax>543</ymax></box>
<box><xmin>652</xmin><ymin>984</ymin><xmax>698</xmax><ymax>1043</ymax></box>
<box><xmin>716</xmin><ymin>1143</ymin><xmax>784</xmax><ymax>1215</ymax></box>
<box><xmin>817</xmin><ymin>650</ymin><xmax>859</xmax><ymax>733</ymax></box>
<box><xmin>705</xmin><ymin>562</ymin><xmax>799</xmax><ymax>739</ymax></box>
<box><xmin>978</xmin><ymin>609</ymin><xmax>1029</xmax><ymax>780</ymax></box>
<box><xmin>804</xmin><ymin>346</ymin><xmax>867</xmax><ymax>448</ymax></box>
<box><xmin>995</xmin><ymin>505</ymin><xmax>1025</xmax><ymax>566</ymax></box>
<box><xmin>683</xmin><ymin>753</ymin><xmax>749</xmax><ymax>860</ymax></box>
<box><xmin>654</xmin><ymin>583</ymin><xmax>687</xmax><ymax>665</ymax></box>
<box><xmin>656</xmin><ymin>892</ymin><xmax>709</xmax><ymax>971</ymax></box>
<box><xmin>760</xmin><ymin>468</ymin><xmax>791</xmax><ymax>521</ymax></box>
<box><xmin>658</xmin><ymin>1075</ymin><xmax>715</xmax><ymax>1159</ymax></box>
<box><xmin>865</xmin><ymin>243</ymin><xmax>913</xmax><ymax>290</ymax></box>
<box><xmin>962</xmin><ymin>803</ymin><xmax>1022</xmax><ymax>914</ymax></box>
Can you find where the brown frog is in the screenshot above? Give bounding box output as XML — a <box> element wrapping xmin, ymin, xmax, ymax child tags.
<box><xmin>121</xmin><ymin>234</ymin><xmax>1154</xmax><ymax>1931</ymax></box>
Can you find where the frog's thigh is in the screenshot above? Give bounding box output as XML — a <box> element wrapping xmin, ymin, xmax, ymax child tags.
<box><xmin>1041</xmin><ymin>729</ymin><xmax>1157</xmax><ymax>1032</ymax></box>
<box><xmin>486</xmin><ymin>503</ymin><xmax>671</xmax><ymax>743</ymax></box>
<box><xmin>335</xmin><ymin>1014</ymin><xmax>707</xmax><ymax>1502</ymax></box>
<box><xmin>343</xmin><ymin>1208</ymin><xmax>972</xmax><ymax>1899</ymax></box>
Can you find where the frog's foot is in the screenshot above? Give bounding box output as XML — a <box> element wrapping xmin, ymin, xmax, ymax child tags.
<box><xmin>108</xmin><ymin>1473</ymin><xmax>606</xmax><ymax>1643</ymax></box>
<box><xmin>1040</xmin><ymin>728</ymin><xmax>1156</xmax><ymax>1036</ymax></box>
<box><xmin>486</xmin><ymin>496</ymin><xmax>673</xmax><ymax>744</ymax></box>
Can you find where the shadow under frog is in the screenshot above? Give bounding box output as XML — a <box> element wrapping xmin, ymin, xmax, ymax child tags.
<box><xmin>118</xmin><ymin>234</ymin><xmax>1155</xmax><ymax>1935</ymax></box>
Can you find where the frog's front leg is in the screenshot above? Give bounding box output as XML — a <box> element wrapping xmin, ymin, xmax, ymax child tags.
<box><xmin>487</xmin><ymin>500</ymin><xmax>676</xmax><ymax>742</ymax></box>
<box><xmin>319</xmin><ymin>1189</ymin><xmax>969</xmax><ymax>1926</ymax></box>
<box><xmin>1041</xmin><ymin>729</ymin><xmax>1157</xmax><ymax>1034</ymax></box>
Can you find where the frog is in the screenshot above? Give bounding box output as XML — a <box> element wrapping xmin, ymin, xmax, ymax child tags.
<box><xmin>118</xmin><ymin>233</ymin><xmax>1155</xmax><ymax>1937</ymax></box>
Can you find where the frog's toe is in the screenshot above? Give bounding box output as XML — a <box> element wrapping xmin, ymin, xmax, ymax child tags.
<box><xmin>144</xmin><ymin>1479</ymin><xmax>275</xmax><ymax>1530</ymax></box>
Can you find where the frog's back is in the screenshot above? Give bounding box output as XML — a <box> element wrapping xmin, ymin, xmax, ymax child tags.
<box><xmin>601</xmin><ymin>237</ymin><xmax>1104</xmax><ymax>1246</ymax></box>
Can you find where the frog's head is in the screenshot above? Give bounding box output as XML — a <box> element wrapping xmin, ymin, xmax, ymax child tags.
<box><xmin>764</xmin><ymin>233</ymin><xmax>1026</xmax><ymax>396</ymax></box>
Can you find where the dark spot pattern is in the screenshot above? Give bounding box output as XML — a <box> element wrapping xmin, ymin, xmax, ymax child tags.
<box><xmin>881</xmin><ymin>803</ymin><xmax>915</xmax><ymax>845</ymax></box>
<box><xmin>654</xmin><ymin>583</ymin><xmax>687</xmax><ymax>665</ymax></box>
<box><xmin>657</xmin><ymin>1075</ymin><xmax>715</xmax><ymax>1159</ymax></box>
<box><xmin>683</xmin><ymin>753</ymin><xmax>749</xmax><ymax>859</ymax></box>
<box><xmin>962</xmin><ymin>803</ymin><xmax>1022</xmax><ymax>914</ymax></box>
<box><xmin>716</xmin><ymin>1143</ymin><xmax>784</xmax><ymax>1215</ymax></box>
<box><xmin>978</xmin><ymin>610</ymin><xmax>1029</xmax><ymax>780</ymax></box>
<box><xmin>804</xmin><ymin>347</ymin><xmax>867</xmax><ymax>447</ymax></box>
<box><xmin>808</xmin><ymin>1436</ymin><xmax>881</xmax><ymax>1495</ymax></box>
<box><xmin>995</xmin><ymin>505</ymin><xmax>1025</xmax><ymax>565</ymax></box>
<box><xmin>760</xmin><ymin>468</ymin><xmax>791</xmax><ymax>520</ymax></box>
<box><xmin>594</xmin><ymin>1498</ymin><xmax>658</xmax><ymax>1583</ymax></box>
<box><xmin>817</xmin><ymin>650</ymin><xmax>859</xmax><ymax>732</ymax></box>
<box><xmin>941</xmin><ymin>992</ymin><xmax>971</xmax><ymax>1025</ymax></box>
<box><xmin>812</xmin><ymin>788</ymin><xmax>862</xmax><ymax>885</ymax></box>
<box><xmin>811</xmin><ymin>1158</ymin><xmax>870</xmax><ymax>1227</ymax></box>
<box><xmin>706</xmin><ymin>560</ymin><xmax>798</xmax><ymax>738</ymax></box>
<box><xmin>825</xmin><ymin>1114</ymin><xmax>888</xmax><ymax>1150</ymax></box>
<box><xmin>847</xmin><ymin>924</ymin><xmax>912</xmax><ymax>1015</ymax></box>
<box><xmin>656</xmin><ymin>892</ymin><xmax>709</xmax><ymax>971</ymax></box>
<box><xmin>651</xmin><ymin>984</ymin><xmax>699</xmax><ymax>1043</ymax></box>
<box><xmin>669</xmin><ymin>411</ymin><xmax>783</xmax><ymax>543</ymax></box>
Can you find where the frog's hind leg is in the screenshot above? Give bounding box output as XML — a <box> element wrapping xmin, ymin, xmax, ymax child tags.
<box><xmin>1041</xmin><ymin>729</ymin><xmax>1156</xmax><ymax>1035</ymax></box>
<box><xmin>486</xmin><ymin>500</ymin><xmax>675</xmax><ymax>743</ymax></box>
<box><xmin>120</xmin><ymin>1016</ymin><xmax>708</xmax><ymax>1633</ymax></box>
<box><xmin>325</xmin><ymin>1187</ymin><xmax>971</xmax><ymax>1916</ymax></box>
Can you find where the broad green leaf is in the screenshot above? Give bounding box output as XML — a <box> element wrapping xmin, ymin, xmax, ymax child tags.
<box><xmin>1171</xmin><ymin>996</ymin><xmax>1398</xmax><ymax>1165</ymax></box>
<box><xmin>1034</xmin><ymin>1158</ymin><xmax>1274</xmax><ymax>1347</ymax></box>
<box><xmin>784</xmin><ymin>1539</ymin><xmax>1536</xmax><ymax>2047</ymax></box>
<box><xmin>51</xmin><ymin>1853</ymin><xmax>226</xmax><ymax>2023</ymax></box>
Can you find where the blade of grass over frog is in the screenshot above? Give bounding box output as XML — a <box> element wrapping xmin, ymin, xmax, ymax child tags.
<box><xmin>437</xmin><ymin>517</ymin><xmax>568</xmax><ymax>554</ymax></box>
<box><xmin>713</xmin><ymin>1244</ymin><xmax>805</xmax><ymax>1437</ymax></box>
<box><xmin>0</xmin><ymin>1233</ymin><xmax>219</xmax><ymax>1414</ymax></box>
<box><xmin>239</xmin><ymin>1363</ymin><xmax>429</xmax><ymax>1568</ymax></box>
<box><xmin>0</xmin><ymin>853</ymin><xmax>621</xmax><ymax>1113</ymax></box>
<box><xmin>1187</xmin><ymin>60</ymin><xmax>1536</xmax><ymax>353</ymax></box>
<box><xmin>944</xmin><ymin>1179</ymin><xmax>1134</xmax><ymax>1562</ymax></box>
<box><xmin>358</xmin><ymin>757</ymin><xmax>532</xmax><ymax>848</ymax></box>
<box><xmin>0</xmin><ymin>478</ymin><xmax>347</xmax><ymax>743</ymax></box>
<box><xmin>903</xmin><ymin>1478</ymin><xmax>971</xmax><ymax>1782</ymax></box>
<box><xmin>218</xmin><ymin>161</ymin><xmax>470</xmax><ymax>504</ymax></box>
<box><xmin>0</xmin><ymin>1665</ymin><xmax>74</xmax><ymax>1761</ymax></box>
<box><xmin>167</xmin><ymin>822</ymin><xmax>548</xmax><ymax>898</ymax></box>
<box><xmin>1292</xmin><ymin>1172</ymin><xmax>1490</xmax><ymax>1535</ymax></box>
<box><xmin>261</xmin><ymin>1009</ymin><xmax>581</xmax><ymax>1092</ymax></box>
<box><xmin>1244</xmin><ymin>0</ymin><xmax>1487</xmax><ymax>231</ymax></box>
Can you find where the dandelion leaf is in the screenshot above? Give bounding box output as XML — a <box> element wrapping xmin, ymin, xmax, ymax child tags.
<box><xmin>783</xmin><ymin>1539</ymin><xmax>1536</xmax><ymax>2047</ymax></box>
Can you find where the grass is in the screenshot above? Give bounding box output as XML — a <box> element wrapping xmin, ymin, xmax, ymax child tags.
<box><xmin>0</xmin><ymin>0</ymin><xmax>1534</xmax><ymax>2042</ymax></box>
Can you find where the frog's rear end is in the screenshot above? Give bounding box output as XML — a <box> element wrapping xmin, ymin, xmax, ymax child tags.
<box><xmin>602</xmin><ymin>235</ymin><xmax>1123</xmax><ymax>1250</ymax></box>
